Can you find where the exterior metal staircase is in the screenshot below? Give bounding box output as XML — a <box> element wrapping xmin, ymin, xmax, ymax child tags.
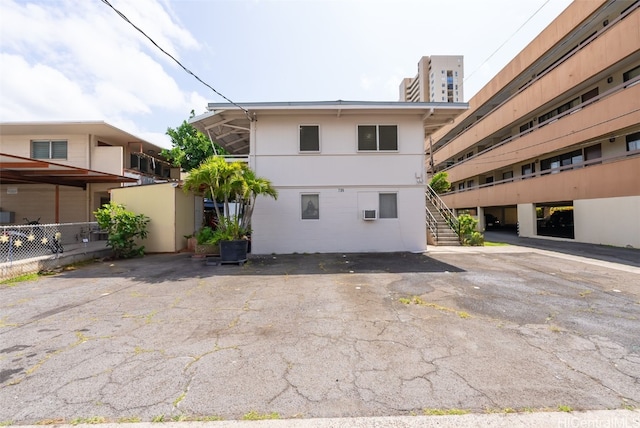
<box><xmin>425</xmin><ymin>185</ymin><xmax>460</xmax><ymax>246</ymax></box>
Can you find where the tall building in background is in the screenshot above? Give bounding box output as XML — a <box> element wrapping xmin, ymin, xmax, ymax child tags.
<box><xmin>399</xmin><ymin>55</ymin><xmax>464</xmax><ymax>103</ymax></box>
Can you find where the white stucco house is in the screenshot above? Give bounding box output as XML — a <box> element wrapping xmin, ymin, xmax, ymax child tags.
<box><xmin>190</xmin><ymin>101</ymin><xmax>466</xmax><ymax>254</ymax></box>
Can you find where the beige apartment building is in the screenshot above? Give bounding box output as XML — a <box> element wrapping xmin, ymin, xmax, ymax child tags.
<box><xmin>400</xmin><ymin>55</ymin><xmax>464</xmax><ymax>103</ymax></box>
<box><xmin>429</xmin><ymin>0</ymin><xmax>640</xmax><ymax>248</ymax></box>
<box><xmin>0</xmin><ymin>122</ymin><xmax>175</xmax><ymax>224</ymax></box>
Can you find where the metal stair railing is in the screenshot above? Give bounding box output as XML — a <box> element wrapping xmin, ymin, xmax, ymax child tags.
<box><xmin>425</xmin><ymin>184</ymin><xmax>459</xmax><ymax>238</ymax></box>
<box><xmin>425</xmin><ymin>207</ymin><xmax>438</xmax><ymax>242</ymax></box>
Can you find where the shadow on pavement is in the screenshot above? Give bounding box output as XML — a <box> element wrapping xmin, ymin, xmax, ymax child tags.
<box><xmin>57</xmin><ymin>252</ymin><xmax>465</xmax><ymax>284</ymax></box>
<box><xmin>485</xmin><ymin>230</ymin><xmax>640</xmax><ymax>268</ymax></box>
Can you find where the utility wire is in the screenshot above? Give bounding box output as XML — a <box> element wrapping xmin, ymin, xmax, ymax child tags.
<box><xmin>100</xmin><ymin>0</ymin><xmax>252</xmax><ymax>121</ymax></box>
<box><xmin>465</xmin><ymin>0</ymin><xmax>551</xmax><ymax>84</ymax></box>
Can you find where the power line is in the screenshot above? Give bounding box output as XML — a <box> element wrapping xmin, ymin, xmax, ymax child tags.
<box><xmin>100</xmin><ymin>0</ymin><xmax>252</xmax><ymax>121</ymax></box>
<box><xmin>465</xmin><ymin>0</ymin><xmax>551</xmax><ymax>84</ymax></box>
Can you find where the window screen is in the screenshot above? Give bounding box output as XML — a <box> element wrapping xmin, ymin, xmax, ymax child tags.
<box><xmin>300</xmin><ymin>125</ymin><xmax>320</xmax><ymax>152</ymax></box>
<box><xmin>32</xmin><ymin>140</ymin><xmax>67</xmax><ymax>159</ymax></box>
<box><xmin>378</xmin><ymin>126</ymin><xmax>398</xmax><ymax>150</ymax></box>
<box><xmin>301</xmin><ymin>194</ymin><xmax>319</xmax><ymax>220</ymax></box>
<box><xmin>357</xmin><ymin>126</ymin><xmax>377</xmax><ymax>151</ymax></box>
<box><xmin>379</xmin><ymin>193</ymin><xmax>397</xmax><ymax>218</ymax></box>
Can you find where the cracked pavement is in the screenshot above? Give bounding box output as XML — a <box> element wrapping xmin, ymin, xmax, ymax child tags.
<box><xmin>0</xmin><ymin>248</ymin><xmax>639</xmax><ymax>424</ymax></box>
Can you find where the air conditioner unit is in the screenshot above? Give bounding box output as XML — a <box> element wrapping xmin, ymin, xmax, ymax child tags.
<box><xmin>363</xmin><ymin>210</ymin><xmax>377</xmax><ymax>220</ymax></box>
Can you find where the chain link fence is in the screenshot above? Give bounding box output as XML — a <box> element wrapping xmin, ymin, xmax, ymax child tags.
<box><xmin>1</xmin><ymin>221</ymin><xmax>106</xmax><ymax>264</ymax></box>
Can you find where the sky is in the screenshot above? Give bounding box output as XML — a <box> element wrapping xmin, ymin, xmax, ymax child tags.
<box><xmin>0</xmin><ymin>0</ymin><xmax>573</xmax><ymax>148</ymax></box>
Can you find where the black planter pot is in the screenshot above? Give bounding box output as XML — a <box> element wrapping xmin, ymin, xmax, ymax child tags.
<box><xmin>219</xmin><ymin>240</ymin><xmax>248</xmax><ymax>264</ymax></box>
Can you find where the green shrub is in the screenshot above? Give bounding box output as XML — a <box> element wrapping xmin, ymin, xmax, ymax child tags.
<box><xmin>457</xmin><ymin>214</ymin><xmax>484</xmax><ymax>246</ymax></box>
<box><xmin>94</xmin><ymin>202</ymin><xmax>150</xmax><ymax>259</ymax></box>
<box><xmin>196</xmin><ymin>226</ymin><xmax>216</xmax><ymax>245</ymax></box>
<box><xmin>429</xmin><ymin>172</ymin><xmax>451</xmax><ymax>194</ymax></box>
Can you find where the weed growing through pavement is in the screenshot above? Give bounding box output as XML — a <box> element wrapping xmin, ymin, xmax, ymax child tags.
<box><xmin>399</xmin><ymin>296</ymin><xmax>471</xmax><ymax>319</ymax></box>
<box><xmin>423</xmin><ymin>408</ymin><xmax>469</xmax><ymax>416</ymax></box>
<box><xmin>557</xmin><ymin>405</ymin><xmax>573</xmax><ymax>412</ymax></box>
<box><xmin>242</xmin><ymin>411</ymin><xmax>280</xmax><ymax>420</ymax></box>
<box><xmin>69</xmin><ymin>417</ymin><xmax>106</xmax><ymax>425</ymax></box>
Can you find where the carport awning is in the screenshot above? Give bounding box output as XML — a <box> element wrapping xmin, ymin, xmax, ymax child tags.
<box><xmin>0</xmin><ymin>153</ymin><xmax>137</xmax><ymax>189</ymax></box>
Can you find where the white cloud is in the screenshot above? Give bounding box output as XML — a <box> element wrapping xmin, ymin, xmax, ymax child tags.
<box><xmin>0</xmin><ymin>0</ymin><xmax>204</xmax><ymax>138</ymax></box>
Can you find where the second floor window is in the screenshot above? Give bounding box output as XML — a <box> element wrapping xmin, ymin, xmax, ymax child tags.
<box><xmin>32</xmin><ymin>140</ymin><xmax>67</xmax><ymax>160</ymax></box>
<box><xmin>357</xmin><ymin>125</ymin><xmax>398</xmax><ymax>151</ymax></box>
<box><xmin>299</xmin><ymin>125</ymin><xmax>320</xmax><ymax>152</ymax></box>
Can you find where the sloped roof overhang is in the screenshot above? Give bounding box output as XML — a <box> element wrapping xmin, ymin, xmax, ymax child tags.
<box><xmin>189</xmin><ymin>100</ymin><xmax>468</xmax><ymax>155</ymax></box>
<box><xmin>0</xmin><ymin>153</ymin><xmax>137</xmax><ymax>189</ymax></box>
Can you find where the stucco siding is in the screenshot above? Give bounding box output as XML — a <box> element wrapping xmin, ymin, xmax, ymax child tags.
<box><xmin>251</xmin><ymin>187</ymin><xmax>426</xmax><ymax>254</ymax></box>
<box><xmin>247</xmin><ymin>113</ymin><xmax>427</xmax><ymax>254</ymax></box>
<box><xmin>575</xmin><ymin>196</ymin><xmax>640</xmax><ymax>248</ymax></box>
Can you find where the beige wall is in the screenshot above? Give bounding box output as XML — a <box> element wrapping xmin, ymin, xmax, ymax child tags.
<box><xmin>92</xmin><ymin>146</ymin><xmax>124</xmax><ymax>175</ymax></box>
<box><xmin>110</xmin><ymin>183</ymin><xmax>196</xmax><ymax>253</ymax></box>
<box><xmin>431</xmin><ymin>0</ymin><xmax>606</xmax><ymax>139</ymax></box>
<box><xmin>441</xmin><ymin>156</ymin><xmax>640</xmax><ymax>208</ymax></box>
<box><xmin>575</xmin><ymin>196</ymin><xmax>640</xmax><ymax>248</ymax></box>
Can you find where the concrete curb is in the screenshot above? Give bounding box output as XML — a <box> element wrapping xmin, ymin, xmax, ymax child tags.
<box><xmin>14</xmin><ymin>410</ymin><xmax>640</xmax><ymax>428</ymax></box>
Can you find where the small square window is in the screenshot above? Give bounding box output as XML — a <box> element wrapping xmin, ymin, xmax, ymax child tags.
<box><xmin>379</xmin><ymin>193</ymin><xmax>397</xmax><ymax>219</ymax></box>
<box><xmin>301</xmin><ymin>194</ymin><xmax>319</xmax><ymax>220</ymax></box>
<box><xmin>299</xmin><ymin>125</ymin><xmax>320</xmax><ymax>152</ymax></box>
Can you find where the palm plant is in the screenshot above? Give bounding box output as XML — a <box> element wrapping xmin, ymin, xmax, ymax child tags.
<box><xmin>183</xmin><ymin>156</ymin><xmax>277</xmax><ymax>240</ymax></box>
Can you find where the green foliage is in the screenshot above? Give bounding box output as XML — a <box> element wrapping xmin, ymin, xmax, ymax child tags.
<box><xmin>94</xmin><ymin>202</ymin><xmax>150</xmax><ymax>259</ymax></box>
<box><xmin>183</xmin><ymin>156</ymin><xmax>277</xmax><ymax>240</ymax></box>
<box><xmin>196</xmin><ymin>226</ymin><xmax>216</xmax><ymax>245</ymax></box>
<box><xmin>429</xmin><ymin>171</ymin><xmax>451</xmax><ymax>194</ymax></box>
<box><xmin>457</xmin><ymin>214</ymin><xmax>484</xmax><ymax>246</ymax></box>
<box><xmin>161</xmin><ymin>111</ymin><xmax>228</xmax><ymax>172</ymax></box>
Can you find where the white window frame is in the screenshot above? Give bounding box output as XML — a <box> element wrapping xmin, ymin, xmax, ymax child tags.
<box><xmin>301</xmin><ymin>193</ymin><xmax>320</xmax><ymax>220</ymax></box>
<box><xmin>356</xmin><ymin>125</ymin><xmax>398</xmax><ymax>152</ymax></box>
<box><xmin>378</xmin><ymin>192</ymin><xmax>398</xmax><ymax>219</ymax></box>
<box><xmin>31</xmin><ymin>140</ymin><xmax>68</xmax><ymax>160</ymax></box>
<box><xmin>299</xmin><ymin>124</ymin><xmax>320</xmax><ymax>153</ymax></box>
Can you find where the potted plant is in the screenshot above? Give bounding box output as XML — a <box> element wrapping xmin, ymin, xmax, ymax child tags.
<box><xmin>183</xmin><ymin>156</ymin><xmax>277</xmax><ymax>263</ymax></box>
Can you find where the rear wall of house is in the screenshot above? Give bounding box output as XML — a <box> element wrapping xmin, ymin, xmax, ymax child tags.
<box><xmin>249</xmin><ymin>113</ymin><xmax>427</xmax><ymax>254</ymax></box>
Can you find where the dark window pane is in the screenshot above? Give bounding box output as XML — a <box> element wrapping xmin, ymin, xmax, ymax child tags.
<box><xmin>379</xmin><ymin>193</ymin><xmax>397</xmax><ymax>218</ymax></box>
<box><xmin>626</xmin><ymin>131</ymin><xmax>640</xmax><ymax>151</ymax></box>
<box><xmin>623</xmin><ymin>65</ymin><xmax>640</xmax><ymax>82</ymax></box>
<box><xmin>32</xmin><ymin>141</ymin><xmax>49</xmax><ymax>159</ymax></box>
<box><xmin>378</xmin><ymin>126</ymin><xmax>397</xmax><ymax>150</ymax></box>
<box><xmin>300</xmin><ymin>125</ymin><xmax>319</xmax><ymax>152</ymax></box>
<box><xmin>358</xmin><ymin>125</ymin><xmax>377</xmax><ymax>151</ymax></box>
<box><xmin>51</xmin><ymin>141</ymin><xmax>67</xmax><ymax>159</ymax></box>
<box><xmin>581</xmin><ymin>87</ymin><xmax>599</xmax><ymax>103</ymax></box>
<box><xmin>301</xmin><ymin>194</ymin><xmax>319</xmax><ymax>220</ymax></box>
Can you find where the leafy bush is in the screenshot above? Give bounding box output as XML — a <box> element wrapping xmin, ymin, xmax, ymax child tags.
<box><xmin>94</xmin><ymin>202</ymin><xmax>150</xmax><ymax>259</ymax></box>
<box><xmin>457</xmin><ymin>214</ymin><xmax>484</xmax><ymax>246</ymax></box>
<box><xmin>429</xmin><ymin>172</ymin><xmax>451</xmax><ymax>194</ymax></box>
<box><xmin>196</xmin><ymin>226</ymin><xmax>216</xmax><ymax>245</ymax></box>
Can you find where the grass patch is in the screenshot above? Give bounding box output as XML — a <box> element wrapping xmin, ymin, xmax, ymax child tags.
<box><xmin>484</xmin><ymin>241</ymin><xmax>510</xmax><ymax>247</ymax></box>
<box><xmin>423</xmin><ymin>408</ymin><xmax>469</xmax><ymax>416</ymax></box>
<box><xmin>117</xmin><ymin>417</ymin><xmax>142</xmax><ymax>423</ymax></box>
<box><xmin>151</xmin><ymin>415</ymin><xmax>165</xmax><ymax>423</ymax></box>
<box><xmin>70</xmin><ymin>417</ymin><xmax>106</xmax><ymax>425</ymax></box>
<box><xmin>557</xmin><ymin>405</ymin><xmax>573</xmax><ymax>412</ymax></box>
<box><xmin>0</xmin><ymin>272</ymin><xmax>39</xmax><ymax>286</ymax></box>
<box><xmin>0</xmin><ymin>421</ymin><xmax>13</xmax><ymax>426</ymax></box>
<box><xmin>242</xmin><ymin>411</ymin><xmax>280</xmax><ymax>421</ymax></box>
<box><xmin>399</xmin><ymin>296</ymin><xmax>471</xmax><ymax>319</ymax></box>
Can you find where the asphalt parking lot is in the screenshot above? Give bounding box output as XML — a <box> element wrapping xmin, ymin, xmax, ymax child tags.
<box><xmin>1</xmin><ymin>244</ymin><xmax>639</xmax><ymax>425</ymax></box>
